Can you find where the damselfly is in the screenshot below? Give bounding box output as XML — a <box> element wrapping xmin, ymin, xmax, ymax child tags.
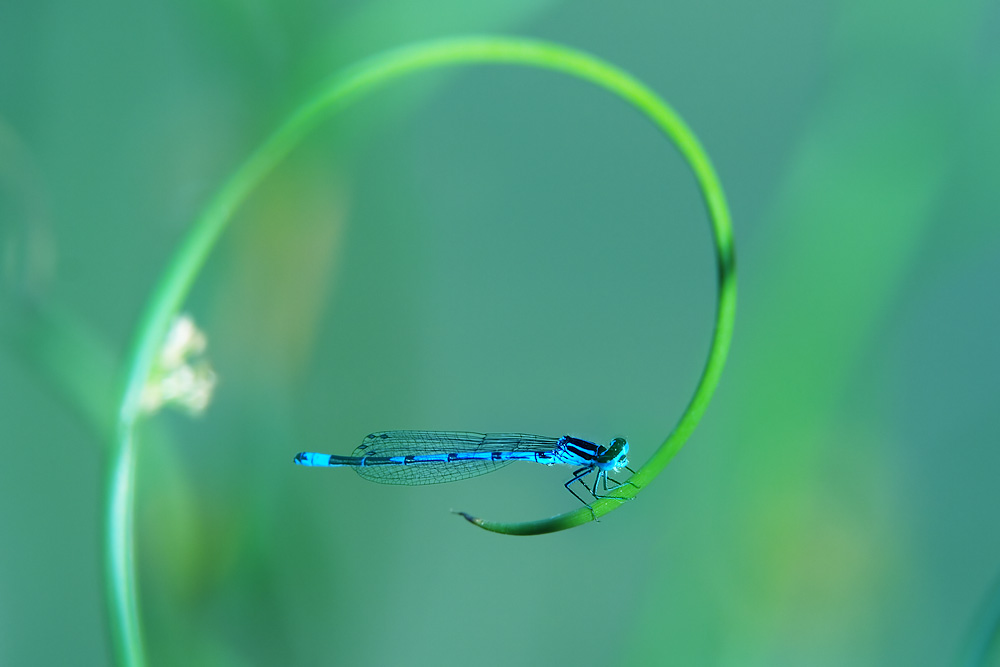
<box><xmin>294</xmin><ymin>431</ymin><xmax>635</xmax><ymax>506</ymax></box>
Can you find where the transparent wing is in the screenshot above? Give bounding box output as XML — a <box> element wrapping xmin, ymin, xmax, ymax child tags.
<box><xmin>350</xmin><ymin>431</ymin><xmax>563</xmax><ymax>485</ymax></box>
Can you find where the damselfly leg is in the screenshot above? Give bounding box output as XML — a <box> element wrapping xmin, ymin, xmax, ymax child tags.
<box><xmin>562</xmin><ymin>466</ymin><xmax>637</xmax><ymax>521</ymax></box>
<box><xmin>564</xmin><ymin>466</ymin><xmax>596</xmax><ymax>508</ymax></box>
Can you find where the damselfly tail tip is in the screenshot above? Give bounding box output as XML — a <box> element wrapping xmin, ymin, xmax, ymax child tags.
<box><xmin>452</xmin><ymin>510</ymin><xmax>483</xmax><ymax>526</ymax></box>
<box><xmin>293</xmin><ymin>452</ymin><xmax>309</xmax><ymax>465</ymax></box>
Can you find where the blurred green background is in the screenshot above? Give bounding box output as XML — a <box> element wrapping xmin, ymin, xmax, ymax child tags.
<box><xmin>2</xmin><ymin>0</ymin><xmax>999</xmax><ymax>665</ymax></box>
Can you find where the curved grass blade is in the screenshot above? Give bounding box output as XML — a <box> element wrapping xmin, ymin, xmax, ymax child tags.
<box><xmin>106</xmin><ymin>36</ymin><xmax>736</xmax><ymax>664</ymax></box>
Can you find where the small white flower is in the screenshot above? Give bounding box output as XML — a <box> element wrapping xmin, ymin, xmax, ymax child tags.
<box><xmin>140</xmin><ymin>314</ymin><xmax>217</xmax><ymax>415</ymax></box>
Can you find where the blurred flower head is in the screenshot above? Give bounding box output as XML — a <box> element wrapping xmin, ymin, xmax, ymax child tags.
<box><xmin>141</xmin><ymin>314</ymin><xmax>217</xmax><ymax>415</ymax></box>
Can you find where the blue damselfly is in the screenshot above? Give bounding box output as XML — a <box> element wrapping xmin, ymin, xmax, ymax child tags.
<box><xmin>294</xmin><ymin>431</ymin><xmax>634</xmax><ymax>506</ymax></box>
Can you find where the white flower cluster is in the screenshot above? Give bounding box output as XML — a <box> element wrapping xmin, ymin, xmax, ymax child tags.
<box><xmin>140</xmin><ymin>314</ymin><xmax>217</xmax><ymax>415</ymax></box>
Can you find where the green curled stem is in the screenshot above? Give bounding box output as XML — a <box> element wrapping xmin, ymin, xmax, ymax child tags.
<box><xmin>451</xmin><ymin>44</ymin><xmax>736</xmax><ymax>533</ymax></box>
<box><xmin>105</xmin><ymin>35</ymin><xmax>735</xmax><ymax>665</ymax></box>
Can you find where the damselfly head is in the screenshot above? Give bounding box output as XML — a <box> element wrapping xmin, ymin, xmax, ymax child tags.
<box><xmin>606</xmin><ymin>437</ymin><xmax>629</xmax><ymax>469</ymax></box>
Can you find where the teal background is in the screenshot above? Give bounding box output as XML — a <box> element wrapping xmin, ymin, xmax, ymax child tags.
<box><xmin>2</xmin><ymin>1</ymin><xmax>999</xmax><ymax>665</ymax></box>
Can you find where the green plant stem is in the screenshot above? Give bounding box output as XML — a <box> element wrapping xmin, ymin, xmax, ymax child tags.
<box><xmin>452</xmin><ymin>44</ymin><xmax>736</xmax><ymax>534</ymax></box>
<box><xmin>105</xmin><ymin>35</ymin><xmax>735</xmax><ymax>665</ymax></box>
